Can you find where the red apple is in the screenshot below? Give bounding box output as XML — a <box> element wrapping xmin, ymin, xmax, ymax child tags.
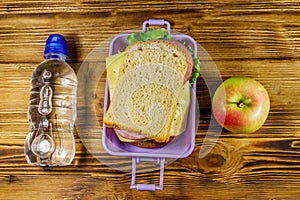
<box><xmin>212</xmin><ymin>76</ymin><xmax>270</xmax><ymax>133</ymax></box>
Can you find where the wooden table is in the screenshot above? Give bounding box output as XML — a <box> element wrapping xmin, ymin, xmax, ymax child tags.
<box><xmin>1</xmin><ymin>1</ymin><xmax>300</xmax><ymax>199</ymax></box>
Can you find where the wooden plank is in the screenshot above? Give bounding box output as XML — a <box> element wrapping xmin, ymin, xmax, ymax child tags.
<box><xmin>0</xmin><ymin>2</ymin><xmax>300</xmax><ymax>62</ymax></box>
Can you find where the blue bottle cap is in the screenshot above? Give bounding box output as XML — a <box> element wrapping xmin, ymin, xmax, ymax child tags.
<box><xmin>44</xmin><ymin>34</ymin><xmax>68</xmax><ymax>59</ymax></box>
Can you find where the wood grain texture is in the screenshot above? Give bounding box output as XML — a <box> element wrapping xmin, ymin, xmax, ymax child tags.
<box><xmin>1</xmin><ymin>0</ymin><xmax>300</xmax><ymax>199</ymax></box>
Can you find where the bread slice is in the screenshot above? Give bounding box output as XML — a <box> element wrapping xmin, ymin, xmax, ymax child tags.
<box><xmin>103</xmin><ymin>40</ymin><xmax>189</xmax><ymax>143</ymax></box>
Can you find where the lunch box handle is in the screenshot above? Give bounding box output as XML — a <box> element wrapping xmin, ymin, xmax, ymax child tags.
<box><xmin>142</xmin><ymin>19</ymin><xmax>171</xmax><ymax>34</ymax></box>
<box><xmin>130</xmin><ymin>157</ymin><xmax>165</xmax><ymax>191</ymax></box>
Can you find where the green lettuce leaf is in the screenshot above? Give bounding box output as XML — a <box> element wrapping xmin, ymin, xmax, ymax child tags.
<box><xmin>127</xmin><ymin>28</ymin><xmax>171</xmax><ymax>45</ymax></box>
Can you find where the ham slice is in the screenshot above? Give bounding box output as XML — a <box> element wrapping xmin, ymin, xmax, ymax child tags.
<box><xmin>114</xmin><ymin>129</ymin><xmax>147</xmax><ymax>140</ymax></box>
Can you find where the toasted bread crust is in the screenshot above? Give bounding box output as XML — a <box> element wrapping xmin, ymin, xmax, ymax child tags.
<box><xmin>129</xmin><ymin>137</ymin><xmax>175</xmax><ymax>148</ymax></box>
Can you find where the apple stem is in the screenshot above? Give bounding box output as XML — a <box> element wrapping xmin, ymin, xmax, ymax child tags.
<box><xmin>237</xmin><ymin>102</ymin><xmax>244</xmax><ymax>108</ymax></box>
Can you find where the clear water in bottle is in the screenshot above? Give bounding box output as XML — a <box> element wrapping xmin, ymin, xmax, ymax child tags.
<box><xmin>24</xmin><ymin>34</ymin><xmax>77</xmax><ymax>166</ymax></box>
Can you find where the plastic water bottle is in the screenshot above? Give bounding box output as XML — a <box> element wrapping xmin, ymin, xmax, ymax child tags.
<box><xmin>25</xmin><ymin>34</ymin><xmax>77</xmax><ymax>166</ymax></box>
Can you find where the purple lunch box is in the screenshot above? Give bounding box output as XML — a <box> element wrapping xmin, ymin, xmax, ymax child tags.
<box><xmin>102</xmin><ymin>19</ymin><xmax>197</xmax><ymax>191</ymax></box>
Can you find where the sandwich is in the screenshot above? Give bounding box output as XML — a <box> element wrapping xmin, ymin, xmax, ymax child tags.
<box><xmin>103</xmin><ymin>28</ymin><xmax>200</xmax><ymax>148</ymax></box>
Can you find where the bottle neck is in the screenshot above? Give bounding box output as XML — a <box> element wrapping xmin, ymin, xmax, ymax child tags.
<box><xmin>44</xmin><ymin>53</ymin><xmax>68</xmax><ymax>61</ymax></box>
